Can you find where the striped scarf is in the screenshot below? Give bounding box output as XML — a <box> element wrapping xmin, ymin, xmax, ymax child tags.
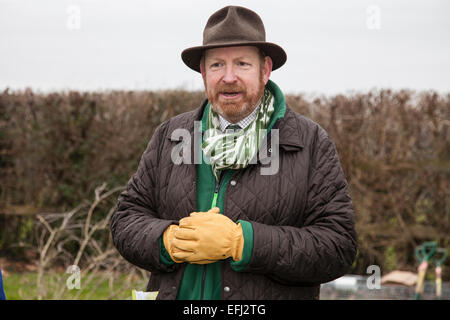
<box><xmin>202</xmin><ymin>88</ymin><xmax>274</xmax><ymax>181</ymax></box>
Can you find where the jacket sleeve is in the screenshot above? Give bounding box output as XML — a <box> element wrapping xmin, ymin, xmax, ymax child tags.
<box><xmin>110</xmin><ymin>120</ymin><xmax>178</xmax><ymax>273</ymax></box>
<box><xmin>243</xmin><ymin>127</ymin><xmax>357</xmax><ymax>286</ymax></box>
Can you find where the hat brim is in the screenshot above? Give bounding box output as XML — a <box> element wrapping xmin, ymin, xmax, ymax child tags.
<box><xmin>181</xmin><ymin>41</ymin><xmax>287</xmax><ymax>73</ymax></box>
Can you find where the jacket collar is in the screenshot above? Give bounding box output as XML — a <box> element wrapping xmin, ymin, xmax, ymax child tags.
<box><xmin>274</xmin><ymin>106</ymin><xmax>305</xmax><ymax>150</ymax></box>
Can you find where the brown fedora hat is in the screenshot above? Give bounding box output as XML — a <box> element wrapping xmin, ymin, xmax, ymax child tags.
<box><xmin>181</xmin><ymin>5</ymin><xmax>287</xmax><ymax>73</ymax></box>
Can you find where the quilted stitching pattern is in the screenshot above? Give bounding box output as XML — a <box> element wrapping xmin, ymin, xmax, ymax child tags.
<box><xmin>110</xmin><ymin>101</ymin><xmax>357</xmax><ymax>300</ymax></box>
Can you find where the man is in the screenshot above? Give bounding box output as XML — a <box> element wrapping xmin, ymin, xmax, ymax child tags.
<box><xmin>111</xmin><ymin>5</ymin><xmax>357</xmax><ymax>300</ymax></box>
<box><xmin>0</xmin><ymin>266</ymin><xmax>6</xmax><ymax>300</ymax></box>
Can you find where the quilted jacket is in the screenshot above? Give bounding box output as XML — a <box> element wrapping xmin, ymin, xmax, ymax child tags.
<box><xmin>110</xmin><ymin>99</ymin><xmax>357</xmax><ymax>300</ymax></box>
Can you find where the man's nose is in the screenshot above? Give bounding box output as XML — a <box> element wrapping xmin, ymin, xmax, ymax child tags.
<box><xmin>222</xmin><ymin>65</ymin><xmax>238</xmax><ymax>83</ymax></box>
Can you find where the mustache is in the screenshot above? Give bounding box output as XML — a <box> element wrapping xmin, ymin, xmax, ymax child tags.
<box><xmin>215</xmin><ymin>85</ymin><xmax>245</xmax><ymax>93</ymax></box>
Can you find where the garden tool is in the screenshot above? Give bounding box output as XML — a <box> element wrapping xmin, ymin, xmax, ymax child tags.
<box><xmin>433</xmin><ymin>248</ymin><xmax>447</xmax><ymax>300</ymax></box>
<box><xmin>414</xmin><ymin>241</ymin><xmax>438</xmax><ymax>300</ymax></box>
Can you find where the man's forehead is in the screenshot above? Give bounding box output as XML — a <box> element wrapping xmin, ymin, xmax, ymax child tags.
<box><xmin>204</xmin><ymin>46</ymin><xmax>259</xmax><ymax>60</ymax></box>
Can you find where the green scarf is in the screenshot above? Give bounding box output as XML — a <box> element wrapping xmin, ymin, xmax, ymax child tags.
<box><xmin>202</xmin><ymin>88</ymin><xmax>275</xmax><ymax>181</ymax></box>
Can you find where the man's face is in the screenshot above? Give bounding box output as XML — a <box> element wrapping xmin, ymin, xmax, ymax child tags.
<box><xmin>200</xmin><ymin>46</ymin><xmax>272</xmax><ymax>123</ymax></box>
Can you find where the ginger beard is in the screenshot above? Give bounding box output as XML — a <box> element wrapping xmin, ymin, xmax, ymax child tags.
<box><xmin>204</xmin><ymin>68</ymin><xmax>265</xmax><ymax>124</ymax></box>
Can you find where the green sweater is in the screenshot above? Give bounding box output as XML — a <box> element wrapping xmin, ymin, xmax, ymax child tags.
<box><xmin>159</xmin><ymin>79</ymin><xmax>286</xmax><ymax>299</ymax></box>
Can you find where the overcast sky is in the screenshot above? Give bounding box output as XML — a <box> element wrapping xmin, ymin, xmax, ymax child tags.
<box><xmin>1</xmin><ymin>0</ymin><xmax>449</xmax><ymax>95</ymax></box>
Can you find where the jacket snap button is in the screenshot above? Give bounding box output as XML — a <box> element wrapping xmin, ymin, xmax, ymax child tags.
<box><xmin>224</xmin><ymin>286</ymin><xmax>231</xmax><ymax>292</ymax></box>
<box><xmin>230</xmin><ymin>180</ymin><xmax>236</xmax><ymax>186</ymax></box>
<box><xmin>171</xmin><ymin>286</ymin><xmax>176</xmax><ymax>291</ymax></box>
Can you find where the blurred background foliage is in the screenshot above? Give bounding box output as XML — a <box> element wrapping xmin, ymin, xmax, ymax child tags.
<box><xmin>0</xmin><ymin>87</ymin><xmax>449</xmax><ymax>281</ymax></box>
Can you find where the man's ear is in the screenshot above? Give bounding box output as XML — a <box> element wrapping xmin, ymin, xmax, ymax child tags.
<box><xmin>263</xmin><ymin>56</ymin><xmax>273</xmax><ymax>84</ymax></box>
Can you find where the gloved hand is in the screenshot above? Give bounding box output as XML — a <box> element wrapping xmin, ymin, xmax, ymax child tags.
<box><xmin>171</xmin><ymin>207</ymin><xmax>244</xmax><ymax>264</ymax></box>
<box><xmin>162</xmin><ymin>224</ymin><xmax>184</xmax><ymax>263</ymax></box>
<box><xmin>162</xmin><ymin>207</ymin><xmax>221</xmax><ymax>264</ymax></box>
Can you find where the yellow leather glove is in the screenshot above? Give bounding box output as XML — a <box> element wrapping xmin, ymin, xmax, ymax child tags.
<box><xmin>171</xmin><ymin>207</ymin><xmax>244</xmax><ymax>264</ymax></box>
<box><xmin>162</xmin><ymin>224</ymin><xmax>184</xmax><ymax>263</ymax></box>
<box><xmin>162</xmin><ymin>208</ymin><xmax>221</xmax><ymax>264</ymax></box>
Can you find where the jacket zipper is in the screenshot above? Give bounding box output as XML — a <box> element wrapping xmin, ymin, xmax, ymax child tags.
<box><xmin>210</xmin><ymin>176</ymin><xmax>222</xmax><ymax>208</ymax></box>
<box><xmin>200</xmin><ymin>172</ymin><xmax>226</xmax><ymax>300</ymax></box>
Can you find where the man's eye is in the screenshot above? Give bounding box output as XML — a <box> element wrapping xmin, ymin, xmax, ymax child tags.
<box><xmin>211</xmin><ymin>63</ymin><xmax>222</xmax><ymax>68</ymax></box>
<box><xmin>238</xmin><ymin>62</ymin><xmax>249</xmax><ymax>66</ymax></box>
